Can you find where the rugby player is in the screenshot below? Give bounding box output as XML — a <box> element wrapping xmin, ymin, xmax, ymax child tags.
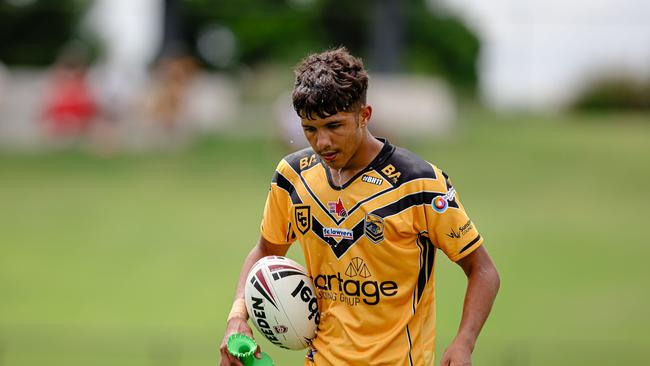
<box><xmin>220</xmin><ymin>47</ymin><xmax>500</xmax><ymax>366</ymax></box>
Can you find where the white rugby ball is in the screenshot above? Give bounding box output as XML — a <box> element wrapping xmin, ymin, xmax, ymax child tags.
<box><xmin>244</xmin><ymin>256</ymin><xmax>319</xmax><ymax>350</ymax></box>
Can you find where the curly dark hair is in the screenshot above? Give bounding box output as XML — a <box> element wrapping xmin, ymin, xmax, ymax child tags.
<box><xmin>292</xmin><ymin>47</ymin><xmax>369</xmax><ymax>120</ymax></box>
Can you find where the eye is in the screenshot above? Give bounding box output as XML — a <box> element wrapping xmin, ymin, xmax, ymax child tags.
<box><xmin>303</xmin><ymin>126</ymin><xmax>316</xmax><ymax>133</ymax></box>
<box><xmin>328</xmin><ymin>123</ymin><xmax>341</xmax><ymax>130</ymax></box>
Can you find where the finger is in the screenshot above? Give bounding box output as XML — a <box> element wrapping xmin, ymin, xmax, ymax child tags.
<box><xmin>223</xmin><ymin>352</ymin><xmax>243</xmax><ymax>366</ymax></box>
<box><xmin>220</xmin><ymin>348</ymin><xmax>243</xmax><ymax>366</ymax></box>
<box><xmin>254</xmin><ymin>344</ymin><xmax>262</xmax><ymax>359</ymax></box>
<box><xmin>439</xmin><ymin>355</ymin><xmax>450</xmax><ymax>366</ymax></box>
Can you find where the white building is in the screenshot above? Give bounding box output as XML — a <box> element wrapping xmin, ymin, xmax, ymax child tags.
<box><xmin>436</xmin><ymin>0</ymin><xmax>650</xmax><ymax>110</ymax></box>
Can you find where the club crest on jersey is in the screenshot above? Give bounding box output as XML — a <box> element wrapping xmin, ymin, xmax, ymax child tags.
<box><xmin>323</xmin><ymin>227</ymin><xmax>353</xmax><ymax>241</ymax></box>
<box><xmin>432</xmin><ymin>187</ymin><xmax>456</xmax><ymax>213</ymax></box>
<box><xmin>328</xmin><ymin>197</ymin><xmax>348</xmax><ymax>218</ymax></box>
<box><xmin>294</xmin><ymin>205</ymin><xmax>311</xmax><ymax>234</ymax></box>
<box><xmin>364</xmin><ymin>213</ymin><xmax>384</xmax><ymax>244</ymax></box>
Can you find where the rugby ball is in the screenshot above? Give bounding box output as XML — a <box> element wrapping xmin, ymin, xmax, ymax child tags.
<box><xmin>244</xmin><ymin>256</ymin><xmax>319</xmax><ymax>350</ymax></box>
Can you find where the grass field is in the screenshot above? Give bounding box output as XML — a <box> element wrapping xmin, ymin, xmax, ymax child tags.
<box><xmin>1</xmin><ymin>111</ymin><xmax>649</xmax><ymax>365</ymax></box>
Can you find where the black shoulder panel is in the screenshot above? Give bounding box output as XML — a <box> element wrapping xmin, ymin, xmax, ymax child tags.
<box><xmin>376</xmin><ymin>146</ymin><xmax>437</xmax><ymax>186</ymax></box>
<box><xmin>283</xmin><ymin>147</ymin><xmax>317</xmax><ymax>174</ymax></box>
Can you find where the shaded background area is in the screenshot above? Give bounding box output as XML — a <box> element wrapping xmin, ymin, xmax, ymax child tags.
<box><xmin>1</xmin><ymin>0</ymin><xmax>649</xmax><ymax>365</ymax></box>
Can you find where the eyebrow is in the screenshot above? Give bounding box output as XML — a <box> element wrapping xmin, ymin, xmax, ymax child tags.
<box><xmin>301</xmin><ymin>119</ymin><xmax>343</xmax><ymax>127</ymax></box>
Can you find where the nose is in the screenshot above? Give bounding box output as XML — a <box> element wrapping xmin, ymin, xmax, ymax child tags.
<box><xmin>315</xmin><ymin>129</ymin><xmax>332</xmax><ymax>151</ymax></box>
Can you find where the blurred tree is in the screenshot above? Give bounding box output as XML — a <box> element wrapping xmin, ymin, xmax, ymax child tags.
<box><xmin>0</xmin><ymin>0</ymin><xmax>89</xmax><ymax>66</ymax></box>
<box><xmin>403</xmin><ymin>2</ymin><xmax>480</xmax><ymax>91</ymax></box>
<box><xmin>185</xmin><ymin>0</ymin><xmax>324</xmax><ymax>67</ymax></box>
<box><xmin>184</xmin><ymin>0</ymin><xmax>480</xmax><ymax>90</ymax></box>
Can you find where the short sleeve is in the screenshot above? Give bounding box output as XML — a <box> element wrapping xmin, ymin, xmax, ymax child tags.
<box><xmin>425</xmin><ymin>170</ymin><xmax>483</xmax><ymax>262</ymax></box>
<box><xmin>260</xmin><ymin>164</ymin><xmax>296</xmax><ymax>245</ymax></box>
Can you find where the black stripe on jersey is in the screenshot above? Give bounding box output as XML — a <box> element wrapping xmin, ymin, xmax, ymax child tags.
<box><xmin>372</xmin><ymin>191</ymin><xmax>459</xmax><ymax>218</ymax></box>
<box><xmin>405</xmin><ymin>325</ymin><xmax>414</xmax><ymax>366</ymax></box>
<box><xmin>285</xmin><ymin>222</ymin><xmax>296</xmax><ymax>243</ymax></box>
<box><xmin>311</xmin><ymin>217</ymin><xmax>366</xmax><ymax>259</ymax></box>
<box><xmin>297</xmin><ymin>172</ymin><xmax>342</xmax><ymax>224</ymax></box>
<box><xmin>375</xmin><ymin>145</ymin><xmax>437</xmax><ymax>187</ymax></box>
<box><xmin>272</xmin><ymin>171</ymin><xmax>303</xmax><ymax>204</ymax></box>
<box><xmin>283</xmin><ymin>147</ymin><xmax>317</xmax><ymax>173</ymax></box>
<box><xmin>300</xmin><ymin>170</ymin><xmax>399</xmax><ymax>225</ymax></box>
<box><xmin>415</xmin><ymin>233</ymin><xmax>436</xmax><ymax>304</ymax></box>
<box><xmin>459</xmin><ymin>235</ymin><xmax>481</xmax><ymax>254</ymax></box>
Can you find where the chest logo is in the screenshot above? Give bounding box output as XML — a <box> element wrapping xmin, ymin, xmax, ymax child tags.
<box><xmin>294</xmin><ymin>205</ymin><xmax>311</xmax><ymax>234</ymax></box>
<box><xmin>323</xmin><ymin>227</ymin><xmax>354</xmax><ymax>241</ymax></box>
<box><xmin>327</xmin><ymin>197</ymin><xmax>348</xmax><ymax>218</ymax></box>
<box><xmin>364</xmin><ymin>213</ymin><xmax>385</xmax><ymax>244</ymax></box>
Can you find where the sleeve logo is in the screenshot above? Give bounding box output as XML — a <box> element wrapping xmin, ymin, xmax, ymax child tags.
<box><xmin>431</xmin><ymin>187</ymin><xmax>456</xmax><ymax>213</ymax></box>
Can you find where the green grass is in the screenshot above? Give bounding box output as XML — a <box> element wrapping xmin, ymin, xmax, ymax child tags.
<box><xmin>1</xmin><ymin>112</ymin><xmax>649</xmax><ymax>365</ymax></box>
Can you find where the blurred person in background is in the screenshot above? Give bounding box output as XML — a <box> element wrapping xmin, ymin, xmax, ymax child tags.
<box><xmin>40</xmin><ymin>46</ymin><xmax>99</xmax><ymax>142</ymax></box>
<box><xmin>145</xmin><ymin>49</ymin><xmax>198</xmax><ymax>138</ymax></box>
<box><xmin>220</xmin><ymin>48</ymin><xmax>500</xmax><ymax>366</ymax></box>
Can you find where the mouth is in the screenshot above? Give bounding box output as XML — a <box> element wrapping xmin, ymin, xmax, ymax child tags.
<box><xmin>320</xmin><ymin>152</ymin><xmax>338</xmax><ymax>162</ymax></box>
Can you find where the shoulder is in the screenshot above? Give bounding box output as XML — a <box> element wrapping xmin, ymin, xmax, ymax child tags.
<box><xmin>377</xmin><ymin>144</ymin><xmax>441</xmax><ymax>186</ymax></box>
<box><xmin>269</xmin><ymin>148</ymin><xmax>316</xmax><ymax>196</ymax></box>
<box><xmin>274</xmin><ymin>147</ymin><xmax>318</xmax><ymax>175</ymax></box>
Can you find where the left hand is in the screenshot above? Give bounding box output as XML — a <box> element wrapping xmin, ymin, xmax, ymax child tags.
<box><xmin>439</xmin><ymin>339</ymin><xmax>472</xmax><ymax>366</ymax></box>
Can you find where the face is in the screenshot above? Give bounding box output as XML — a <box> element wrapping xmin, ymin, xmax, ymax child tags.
<box><xmin>301</xmin><ymin>106</ymin><xmax>371</xmax><ymax>170</ymax></box>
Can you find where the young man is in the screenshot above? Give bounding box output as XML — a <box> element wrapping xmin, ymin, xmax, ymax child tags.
<box><xmin>220</xmin><ymin>48</ymin><xmax>500</xmax><ymax>366</ymax></box>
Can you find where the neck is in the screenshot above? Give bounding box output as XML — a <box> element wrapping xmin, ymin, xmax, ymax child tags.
<box><xmin>341</xmin><ymin>132</ymin><xmax>383</xmax><ymax>174</ymax></box>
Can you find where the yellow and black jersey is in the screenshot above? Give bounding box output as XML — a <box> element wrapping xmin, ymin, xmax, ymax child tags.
<box><xmin>260</xmin><ymin>139</ymin><xmax>483</xmax><ymax>366</ymax></box>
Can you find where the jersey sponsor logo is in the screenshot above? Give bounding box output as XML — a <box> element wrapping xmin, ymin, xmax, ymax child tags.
<box><xmin>361</xmin><ymin>174</ymin><xmax>383</xmax><ymax>186</ymax></box>
<box><xmin>446</xmin><ymin>228</ymin><xmax>461</xmax><ymax>239</ymax></box>
<box><xmin>314</xmin><ymin>257</ymin><xmax>398</xmax><ymax>306</ymax></box>
<box><xmin>323</xmin><ymin>227</ymin><xmax>353</xmax><ymax>240</ymax></box>
<box><xmin>431</xmin><ymin>187</ymin><xmax>456</xmax><ymax>213</ymax></box>
<box><xmin>299</xmin><ymin>154</ymin><xmax>317</xmax><ymax>170</ymax></box>
<box><xmin>327</xmin><ymin>197</ymin><xmax>348</xmax><ymax>218</ymax></box>
<box><xmin>294</xmin><ymin>205</ymin><xmax>311</xmax><ymax>234</ymax></box>
<box><xmin>345</xmin><ymin>257</ymin><xmax>371</xmax><ymax>278</ymax></box>
<box><xmin>381</xmin><ymin>164</ymin><xmax>401</xmax><ymax>184</ymax></box>
<box><xmin>447</xmin><ymin>219</ymin><xmax>473</xmax><ymax>239</ymax></box>
<box><xmin>364</xmin><ymin>213</ymin><xmax>384</xmax><ymax>244</ymax></box>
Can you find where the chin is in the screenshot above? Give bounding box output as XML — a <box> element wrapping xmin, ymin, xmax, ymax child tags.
<box><xmin>324</xmin><ymin>159</ymin><xmax>344</xmax><ymax>170</ymax></box>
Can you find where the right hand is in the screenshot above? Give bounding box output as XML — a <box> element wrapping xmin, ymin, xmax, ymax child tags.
<box><xmin>219</xmin><ymin>317</ymin><xmax>261</xmax><ymax>366</ymax></box>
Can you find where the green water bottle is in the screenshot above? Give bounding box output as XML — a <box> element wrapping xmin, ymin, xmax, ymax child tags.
<box><xmin>226</xmin><ymin>333</ymin><xmax>275</xmax><ymax>366</ymax></box>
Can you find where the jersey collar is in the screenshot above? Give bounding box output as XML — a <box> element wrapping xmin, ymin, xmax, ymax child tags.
<box><xmin>322</xmin><ymin>137</ymin><xmax>395</xmax><ymax>191</ymax></box>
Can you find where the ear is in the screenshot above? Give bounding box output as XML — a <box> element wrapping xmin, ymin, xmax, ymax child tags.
<box><xmin>359</xmin><ymin>105</ymin><xmax>372</xmax><ymax>127</ymax></box>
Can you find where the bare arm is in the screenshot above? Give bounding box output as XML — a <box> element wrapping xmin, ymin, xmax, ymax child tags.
<box><xmin>219</xmin><ymin>236</ymin><xmax>292</xmax><ymax>366</ymax></box>
<box><xmin>440</xmin><ymin>245</ymin><xmax>500</xmax><ymax>366</ymax></box>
